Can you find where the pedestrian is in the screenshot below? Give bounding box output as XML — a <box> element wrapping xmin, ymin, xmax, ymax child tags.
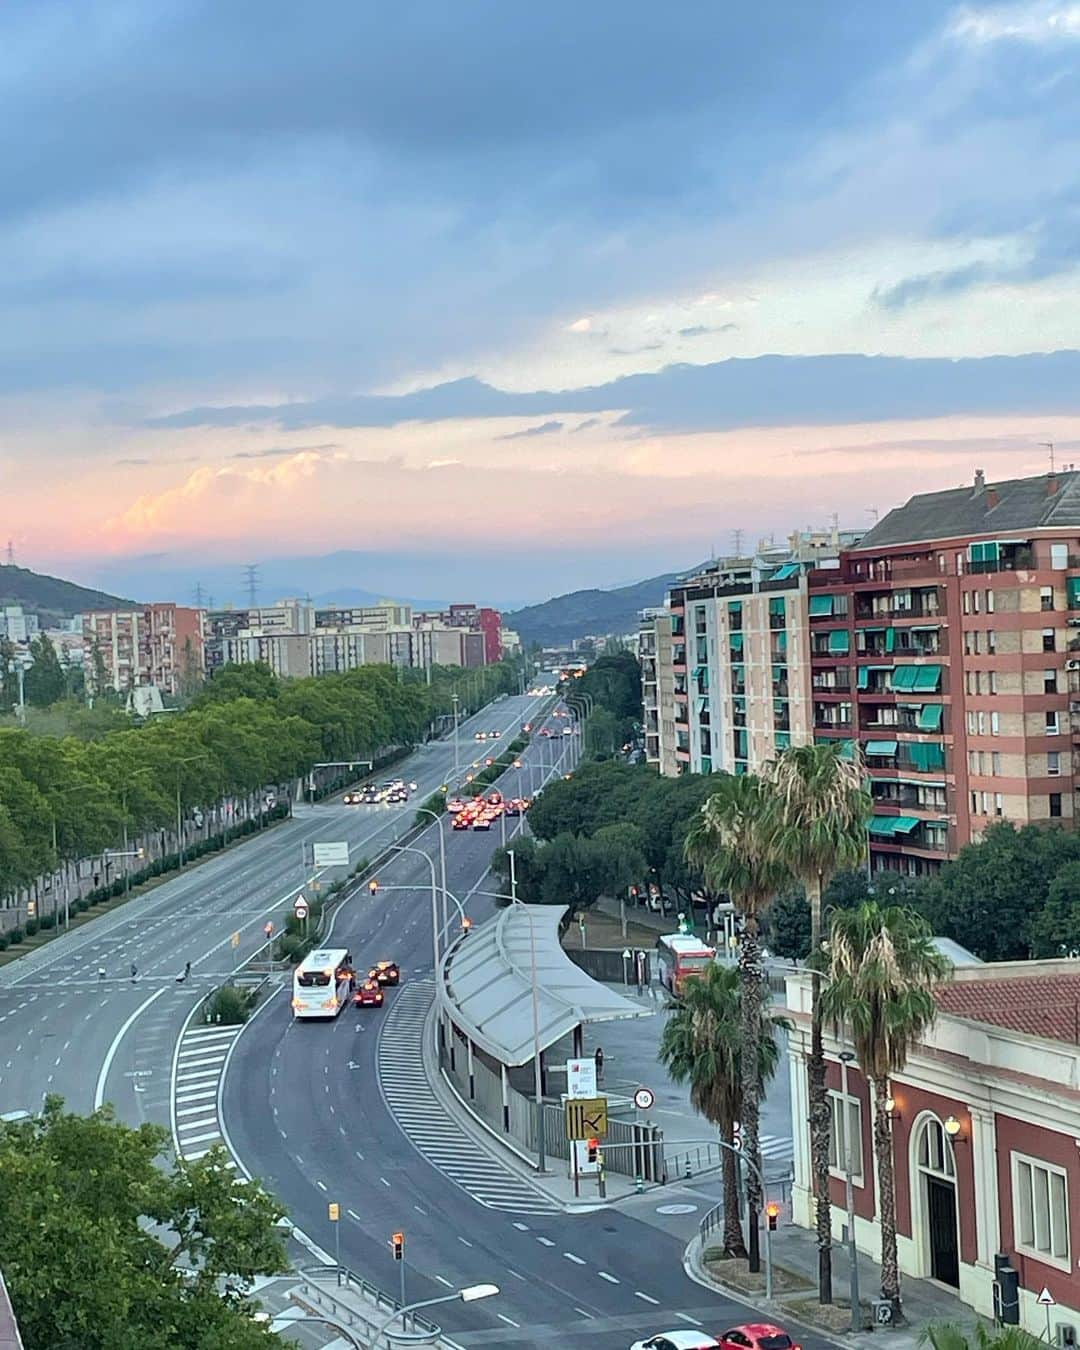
<box><xmin>184</xmin><ymin>960</ymin><xmax>191</xmax><ymax>980</ymax></box>
<box><xmin>594</xmin><ymin>1045</ymin><xmax>604</xmax><ymax>1082</ymax></box>
<box><xmin>130</xmin><ymin>962</ymin><xmax>137</xmax><ymax>982</ymax></box>
<box><xmin>98</xmin><ymin>967</ymin><xmax>106</xmax><ymax>981</ymax></box>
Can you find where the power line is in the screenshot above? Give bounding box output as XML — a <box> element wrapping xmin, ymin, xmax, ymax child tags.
<box><xmin>243</xmin><ymin>564</ymin><xmax>260</xmax><ymax>610</ymax></box>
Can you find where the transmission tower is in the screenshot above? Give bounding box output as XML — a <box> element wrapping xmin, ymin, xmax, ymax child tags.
<box><xmin>4</xmin><ymin>539</ymin><xmax>13</xmax><ymax>565</ymax></box>
<box><xmin>243</xmin><ymin>564</ymin><xmax>260</xmax><ymax>610</ymax></box>
<box><xmin>193</xmin><ymin>581</ymin><xmax>205</xmax><ymax>608</ymax></box>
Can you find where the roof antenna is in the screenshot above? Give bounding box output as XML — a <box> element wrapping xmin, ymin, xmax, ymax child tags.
<box><xmin>867</xmin><ymin>508</ymin><xmax>879</xmax><ymax>522</ymax></box>
<box><xmin>1041</xmin><ymin>441</ymin><xmax>1056</xmax><ymax>474</ymax></box>
<box><xmin>731</xmin><ymin>529</ymin><xmax>743</xmax><ymax>556</ymax></box>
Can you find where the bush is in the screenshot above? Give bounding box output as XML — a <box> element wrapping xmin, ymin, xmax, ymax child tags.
<box><xmin>0</xmin><ymin>933</ymin><xmax>9</xmax><ymax>951</ymax></box>
<box><xmin>414</xmin><ymin>791</ymin><xmax>447</xmax><ymax>828</ymax></box>
<box><xmin>39</xmin><ymin>913</ymin><xmax>56</xmax><ymax>931</ymax></box>
<box><xmin>274</xmin><ymin>933</ymin><xmax>308</xmax><ymax>964</ymax></box>
<box><xmin>7</xmin><ymin>928</ymin><xmax>23</xmax><ymax>946</ymax></box>
<box><xmin>24</xmin><ymin>919</ymin><xmax>39</xmax><ymax>937</ymax></box>
<box><xmin>203</xmin><ymin>984</ymin><xmax>256</xmax><ymax>1025</ymax></box>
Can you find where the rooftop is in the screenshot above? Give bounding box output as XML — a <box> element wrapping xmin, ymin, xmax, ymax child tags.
<box><xmin>936</xmin><ymin>971</ymin><xmax>1080</xmax><ymax>1045</ymax></box>
<box><xmin>856</xmin><ymin>468</ymin><xmax>1080</xmax><ymax>550</ymax></box>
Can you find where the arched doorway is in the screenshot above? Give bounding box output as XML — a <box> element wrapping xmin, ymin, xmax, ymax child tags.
<box><xmin>914</xmin><ymin>1115</ymin><xmax>959</xmax><ymax>1287</ymax></box>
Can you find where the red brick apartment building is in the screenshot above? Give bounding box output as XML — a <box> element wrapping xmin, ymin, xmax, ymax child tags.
<box><xmin>808</xmin><ymin>469</ymin><xmax>1080</xmax><ymax>876</ymax></box>
<box><xmin>83</xmin><ymin>604</ymin><xmax>204</xmax><ymax>696</ymax></box>
<box><xmin>786</xmin><ymin>960</ymin><xmax>1080</xmax><ymax>1337</ymax></box>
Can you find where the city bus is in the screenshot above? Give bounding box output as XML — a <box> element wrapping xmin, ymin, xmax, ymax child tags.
<box><xmin>291</xmin><ymin>948</ymin><xmax>355</xmax><ymax>1020</ymax></box>
<box><xmin>656</xmin><ymin>932</ymin><xmax>716</xmax><ymax>997</ymax></box>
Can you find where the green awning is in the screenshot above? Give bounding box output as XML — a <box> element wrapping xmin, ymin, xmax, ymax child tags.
<box><xmin>909</xmin><ymin>625</ymin><xmax>940</xmax><ymax>633</ymax></box>
<box><xmin>773</xmin><ymin>564</ymin><xmax>799</xmax><ymax>580</ymax></box>
<box><xmin>892</xmin><ymin>816</ymin><xmax>921</xmax><ymax>835</ymax></box>
<box><xmin>912</xmin><ymin>666</ymin><xmax>942</xmax><ymax>692</ymax></box>
<box><xmin>868</xmin><ymin>817</ymin><xmax>899</xmax><ymax>837</ymax></box>
<box><xmin>692</xmin><ymin>665</ymin><xmax>705</xmax><ymax>677</ymax></box>
<box><xmin>890</xmin><ymin>666</ymin><xmax>918</xmax><ymax>691</ymax></box>
<box><xmin>857</xmin><ymin>666</ymin><xmax>870</xmax><ymax>689</ymax></box>
<box><xmin>809</xmin><ymin>595</ymin><xmax>834</xmax><ymax>616</ymax></box>
<box><xmin>885</xmin><ymin>627</ymin><xmax>897</xmax><ymax>653</ymax></box>
<box><xmin>828</xmin><ymin>630</ymin><xmax>850</xmax><ymax>654</ymax></box>
<box><xmin>866</xmin><ymin>739</ymin><xmax>898</xmax><ymax>756</ymax></box>
<box><xmin>908</xmin><ymin>741</ymin><xmax>945</xmax><ymax>772</ymax></box>
<box><xmin>917</xmin><ymin>703</ymin><xmax>944</xmax><ymax>731</ymax></box>
<box><xmin>729</xmin><ymin>632</ymin><xmax>744</xmax><ymax>652</ymax></box>
<box><xmin>1068</xmin><ymin>577</ymin><xmax>1080</xmax><ymax>608</ymax></box>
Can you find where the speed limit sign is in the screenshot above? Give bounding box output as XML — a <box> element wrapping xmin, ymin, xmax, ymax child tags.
<box><xmin>294</xmin><ymin>897</ymin><xmax>310</xmax><ymax>921</ymax></box>
<box><xmin>634</xmin><ymin>1087</ymin><xmax>655</xmax><ymax>1111</ymax></box>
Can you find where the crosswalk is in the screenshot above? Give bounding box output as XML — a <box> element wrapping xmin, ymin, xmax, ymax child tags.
<box><xmin>377</xmin><ymin>981</ymin><xmax>559</xmax><ymax>1214</ymax></box>
<box><xmin>171</xmin><ymin>1020</ymin><xmax>240</xmax><ymax>1164</ymax></box>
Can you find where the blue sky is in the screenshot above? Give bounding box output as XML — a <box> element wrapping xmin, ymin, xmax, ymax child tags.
<box><xmin>2</xmin><ymin>0</ymin><xmax>1080</xmax><ymax>606</ymax></box>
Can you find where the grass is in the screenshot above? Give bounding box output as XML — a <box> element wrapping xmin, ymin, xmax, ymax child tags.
<box><xmin>703</xmin><ymin>1253</ymin><xmax>816</xmax><ymax>1296</ymax></box>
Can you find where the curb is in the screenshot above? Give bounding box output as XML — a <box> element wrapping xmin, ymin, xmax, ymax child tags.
<box><xmin>683</xmin><ymin>1233</ymin><xmax>856</xmax><ymax>1350</ymax></box>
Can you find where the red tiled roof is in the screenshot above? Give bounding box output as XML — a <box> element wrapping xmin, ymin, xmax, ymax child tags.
<box><xmin>936</xmin><ymin>974</ymin><xmax>1080</xmax><ymax>1045</ymax></box>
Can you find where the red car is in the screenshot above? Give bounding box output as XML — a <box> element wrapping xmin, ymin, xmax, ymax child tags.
<box><xmin>716</xmin><ymin>1325</ymin><xmax>799</xmax><ymax>1350</ymax></box>
<box><xmin>353</xmin><ymin>979</ymin><xmax>384</xmax><ymax>1008</ymax></box>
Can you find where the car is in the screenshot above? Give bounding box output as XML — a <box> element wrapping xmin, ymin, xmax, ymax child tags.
<box><xmin>472</xmin><ymin>815</ymin><xmax>492</xmax><ymax>830</ymax></box>
<box><xmin>488</xmin><ymin>730</ymin><xmax>500</xmax><ymax>738</ymax></box>
<box><xmin>353</xmin><ymin>979</ymin><xmax>384</xmax><ymax>1008</ymax></box>
<box><xmin>629</xmin><ymin>1335</ymin><xmax>720</xmax><ymax>1350</ymax></box>
<box><xmin>474</xmin><ymin>731</ymin><xmax>487</xmax><ymax>741</ymax></box>
<box><xmin>486</xmin><ymin>791</ymin><xmax>503</xmax><ymax>806</ymax></box>
<box><xmin>385</xmin><ymin>787</ymin><xmax>408</xmax><ymax>803</ymax></box>
<box><xmin>540</xmin><ymin>728</ymin><xmax>551</xmax><ymax>737</ymax></box>
<box><xmin>369</xmin><ymin>960</ymin><xmax>400</xmax><ymax>986</ymax></box>
<box><xmin>563</xmin><ymin>726</ymin><xmax>573</xmax><ymax>735</ymax></box>
<box><xmin>715</xmin><ymin>1325</ymin><xmax>799</xmax><ymax>1350</ymax></box>
<box><xmin>446</xmin><ymin>798</ymin><xmax>466</xmax><ymax>813</ymax></box>
<box><xmin>342</xmin><ymin>791</ymin><xmax>359</xmax><ymax>804</ymax></box>
<box><xmin>453</xmin><ymin>814</ymin><xmax>472</xmax><ymax>830</ymax></box>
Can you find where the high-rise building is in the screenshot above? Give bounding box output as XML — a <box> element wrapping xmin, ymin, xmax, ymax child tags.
<box><xmin>809</xmin><ymin>468</ymin><xmax>1080</xmax><ymax>876</ymax></box>
<box><xmin>83</xmin><ymin>604</ymin><xmax>204</xmax><ymax>696</ymax></box>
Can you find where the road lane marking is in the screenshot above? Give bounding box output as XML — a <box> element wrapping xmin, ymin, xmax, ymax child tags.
<box><xmin>574</xmin><ymin>1308</ymin><xmax>594</xmax><ymax>1319</ymax></box>
<box><xmin>347</xmin><ymin>1209</ymin><xmax>362</xmax><ymax>1221</ymax></box>
<box><xmin>176</xmin><ymin>1088</ymin><xmax>218</xmax><ymax>1103</ymax></box>
<box><xmin>316</xmin><ymin>1181</ymin><xmax>327</xmax><ymax>1192</ymax></box>
<box><xmin>598</xmin><ymin>1271</ymin><xmax>619</xmax><ymax>1284</ymax></box>
<box><xmin>413</xmin><ymin>1205</ymin><xmax>427</xmax><ymax>1215</ymax></box>
<box><xmin>457</xmin><ymin>1236</ymin><xmax>473</xmax><ymax>1247</ymax></box>
<box><xmin>512</xmin><ymin>1222</ymin><xmax>529</xmax><ymax>1231</ymax></box>
<box><xmin>180</xmin><ymin>1130</ymin><xmax>222</xmax><ymax>1146</ymax></box>
<box><xmin>435</xmin><ymin>1276</ymin><xmax>453</xmax><ymax>1288</ymax></box>
<box><xmin>563</xmin><ymin>1253</ymin><xmax>585</xmax><ymax>1265</ymax></box>
<box><xmin>536</xmin><ymin>1237</ymin><xmax>555</xmax><ymax>1247</ymax></box>
<box><xmin>379</xmin><ymin>1177</ymin><xmax>391</xmax><ymax>1187</ymax></box>
<box><xmin>94</xmin><ymin>986</ymin><xmax>167</xmax><ymax>1110</ymax></box>
<box><xmin>177</xmin><ymin>1116</ymin><xmax>218</xmax><ymax>1131</ymax></box>
<box><xmin>676</xmin><ymin>1312</ymin><xmax>704</xmax><ymax>1326</ymax></box>
<box><xmin>497</xmin><ymin>1314</ymin><xmax>520</xmax><ymax>1327</ymax></box>
<box><xmin>634</xmin><ymin>1291</ymin><xmax>659</xmax><ymax>1304</ymax></box>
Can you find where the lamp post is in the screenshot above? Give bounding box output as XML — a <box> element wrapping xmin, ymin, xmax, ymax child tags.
<box><xmin>386</xmin><ymin>843</ymin><xmax>443</xmax><ymax>973</ymax></box>
<box><xmin>508</xmin><ymin>849</ymin><xmax>546</xmax><ymax>1172</ymax></box>
<box><xmin>373</xmin><ymin>1283</ymin><xmax>499</xmax><ymax>1345</ymax></box>
<box><xmin>451</xmin><ymin>691</ymin><xmax>460</xmax><ymax>772</ymax></box>
<box><xmin>838</xmin><ymin>1044</ymin><xmax>861</xmax><ymax>1331</ymax></box>
<box><xmin>46</xmin><ymin>783</ymin><xmax>84</xmax><ymax>929</ymax></box>
<box><xmin>411</xmin><ymin>807</ymin><xmax>448</xmax><ymax>940</ymax></box>
<box><xmin>175</xmin><ymin>755</ymin><xmax>207</xmax><ymax>867</ymax></box>
<box><xmin>120</xmin><ymin>766</ymin><xmax>155</xmax><ymax>897</ymax></box>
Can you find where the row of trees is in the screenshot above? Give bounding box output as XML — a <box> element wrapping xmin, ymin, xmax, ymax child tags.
<box><xmin>0</xmin><ymin>658</ymin><xmax>521</xmax><ymax>906</ymax></box>
<box><xmin>567</xmin><ymin>650</ymin><xmax>642</xmax><ymax>759</ymax></box>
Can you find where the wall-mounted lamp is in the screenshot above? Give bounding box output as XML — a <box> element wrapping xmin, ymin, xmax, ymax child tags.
<box><xmin>884</xmin><ymin>1095</ymin><xmax>901</xmax><ymax>1119</ymax></box>
<box><xmin>944</xmin><ymin>1114</ymin><xmax>967</xmax><ymax>1143</ymax></box>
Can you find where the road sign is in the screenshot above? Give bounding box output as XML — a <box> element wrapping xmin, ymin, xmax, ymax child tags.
<box><xmin>328</xmin><ymin>1203</ymin><xmax>339</xmax><ymax>1222</ymax></box>
<box><xmin>633</xmin><ymin>1087</ymin><xmax>655</xmax><ymax>1111</ymax></box>
<box><xmin>294</xmin><ymin>896</ymin><xmax>310</xmax><ymax>921</ymax></box>
<box><xmin>565</xmin><ymin>1096</ymin><xmax>608</xmax><ymax>1141</ymax></box>
<box><xmin>1037</xmin><ymin>1287</ymin><xmax>1056</xmax><ymax>1306</ymax></box>
<box><xmin>314</xmin><ymin>841</ymin><xmax>349</xmax><ymax>868</ymax></box>
<box><xmin>566</xmin><ymin>1057</ymin><xmax>597</xmax><ymax>1099</ymax></box>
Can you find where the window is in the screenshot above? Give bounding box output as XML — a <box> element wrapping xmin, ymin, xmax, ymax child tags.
<box><xmin>989</xmin><ymin>671</ymin><xmax>998</xmax><ymax>695</ymax></box>
<box><xmin>966</xmin><ymin>671</ymin><xmax>975</xmax><ymax>696</ymax></box>
<box><xmin>991</xmin><ymin>710</ymin><xmax>1000</xmax><ymax>735</ymax></box>
<box><xmin>1042</xmin><ymin>586</ymin><xmax>1055</xmax><ymax>612</ymax></box>
<box><xmin>988</xmin><ymin>629</ymin><xmax>997</xmax><ymax>654</ymax></box>
<box><xmin>962</xmin><ymin>591</ymin><xmax>971</xmax><ymax>615</ymax></box>
<box><xmin>981</xmin><ymin>791</ymin><xmax>990</xmax><ymax>815</ymax></box>
<box><xmin>978</xmin><ymin>711</ymin><xmax>987</xmax><ymax>735</ymax></box>
<box><xmin>995</xmin><ymin>792</ymin><xmax>1004</xmax><ymax>817</ymax></box>
<box><xmin>973</xmin><ymin>590</ymin><xmax>982</xmax><ymax>614</ymax></box>
<box><xmin>967</xmin><ymin>711</ymin><xmax>977</xmax><ymax>735</ymax></box>
<box><xmin>1046</xmin><ymin>710</ymin><xmax>1061</xmax><ymax>735</ymax></box>
<box><xmin>1044</xmin><ymin>670</ymin><xmax>1058</xmax><ymax>695</ymax></box>
<box><xmin>1050</xmin><ymin>793</ymin><xmax>1063</xmax><ymax>818</ymax></box>
<box><xmin>828</xmin><ymin>1092</ymin><xmax>863</xmax><ymax>1181</ymax></box>
<box><xmin>1051</xmin><ymin>542</ymin><xmax>1068</xmax><ymax>570</ymax></box>
<box><xmin>1043</xmin><ymin>628</ymin><xmax>1056</xmax><ymax>653</ymax></box>
<box><xmin>970</xmin><ymin>790</ymin><xmax>979</xmax><ymax>815</ymax></box>
<box><xmin>1048</xmin><ymin>750</ymin><xmax>1061</xmax><ymax>776</ymax></box>
<box><xmin>986</xmin><ymin>589</ymin><xmax>995</xmax><ymax>614</ymax></box>
<box><xmin>956</xmin><ymin>553</ymin><xmax>965</xmax><ymax>576</ymax></box>
<box><xmin>1013</xmin><ymin>1153</ymin><xmax>1070</xmax><ymax>1268</ymax></box>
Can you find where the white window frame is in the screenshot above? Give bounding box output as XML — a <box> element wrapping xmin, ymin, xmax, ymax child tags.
<box><xmin>828</xmin><ymin>1090</ymin><xmax>864</xmax><ymax>1186</ymax></box>
<box><xmin>1012</xmin><ymin>1151</ymin><xmax>1071</xmax><ymax>1272</ymax></box>
<box><xmin>1048</xmin><ymin>751</ymin><xmax>1061</xmax><ymax>777</ymax></box>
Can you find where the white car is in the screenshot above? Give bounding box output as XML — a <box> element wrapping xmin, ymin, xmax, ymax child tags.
<box><xmin>630</xmin><ymin>1335</ymin><xmax>719</xmax><ymax>1350</ymax></box>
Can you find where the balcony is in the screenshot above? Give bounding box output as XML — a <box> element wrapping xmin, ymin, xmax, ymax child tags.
<box><xmin>813</xmin><ymin>670</ymin><xmax>851</xmax><ymax>693</ymax></box>
<box><xmin>967</xmin><ymin>544</ymin><xmax>1034</xmax><ymax>574</ymax></box>
<box><xmin>815</xmin><ymin>711</ymin><xmax>852</xmax><ymax>731</ymax></box>
<box><xmin>871</xmin><ymin>783</ymin><xmax>949</xmax><ymax>812</ymax></box>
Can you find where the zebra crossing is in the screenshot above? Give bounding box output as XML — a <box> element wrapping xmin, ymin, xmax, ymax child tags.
<box><xmin>377</xmin><ymin>980</ymin><xmax>558</xmax><ymax>1214</ymax></box>
<box><xmin>171</xmin><ymin>1020</ymin><xmax>240</xmax><ymax>1165</ymax></box>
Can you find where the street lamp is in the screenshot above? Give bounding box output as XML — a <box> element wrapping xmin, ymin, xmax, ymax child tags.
<box><xmin>451</xmin><ymin>691</ymin><xmax>460</xmax><ymax>773</ymax></box>
<box><xmin>373</xmin><ymin>1283</ymin><xmax>498</xmax><ymax>1344</ymax></box>
<box><xmin>412</xmin><ymin>807</ymin><xmax>448</xmax><ymax>939</ymax></box>
<box><xmin>386</xmin><ymin>843</ymin><xmax>445</xmax><ymax>973</ymax></box>
<box><xmin>507</xmin><ymin>849</ymin><xmax>546</xmax><ymax>1173</ymax></box>
<box><xmin>175</xmin><ymin>755</ymin><xmax>207</xmax><ymax>867</ymax></box>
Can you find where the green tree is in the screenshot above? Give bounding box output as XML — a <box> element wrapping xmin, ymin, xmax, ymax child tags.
<box><xmin>1030</xmin><ymin>859</ymin><xmax>1080</xmax><ymax>957</ymax></box>
<box><xmin>821</xmin><ymin>903</ymin><xmax>951</xmax><ymax>1319</ymax></box>
<box><xmin>658</xmin><ymin>963</ymin><xmax>786</xmax><ymax>1258</ymax></box>
<box><xmin>23</xmin><ymin>634</ymin><xmax>66</xmax><ymax>708</ymax></box>
<box><xmin>0</xmin><ymin>1100</ymin><xmax>286</xmax><ymax>1349</ymax></box>
<box><xmin>0</xmin><ymin>635</ymin><xmax>17</xmax><ymax>712</ymax></box>
<box><xmin>765</xmin><ymin>744</ymin><xmax>871</xmax><ymax>1304</ymax></box>
<box><xmin>193</xmin><ymin>662</ymin><xmax>279</xmax><ymax>706</ymax></box>
<box><xmin>920</xmin><ymin>1322</ymin><xmax>1045</xmax><ymax>1350</ymax></box>
<box><xmin>684</xmin><ymin>774</ymin><xmax>792</xmax><ymax>1275</ymax></box>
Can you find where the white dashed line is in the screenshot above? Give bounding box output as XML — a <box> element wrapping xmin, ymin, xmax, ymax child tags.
<box><xmin>598</xmin><ymin>1271</ymin><xmax>619</xmax><ymax>1284</ymax></box>
<box><xmin>536</xmin><ymin>1236</ymin><xmax>555</xmax><ymax>1247</ymax></box>
<box><xmin>379</xmin><ymin>1177</ymin><xmax>391</xmax><ymax>1188</ymax></box>
<box><xmin>563</xmin><ymin>1253</ymin><xmax>585</xmax><ymax>1265</ymax></box>
<box><xmin>316</xmin><ymin>1181</ymin><xmax>327</xmax><ymax>1192</ymax></box>
<box><xmin>635</xmin><ymin>1291</ymin><xmax>659</xmax><ymax>1305</ymax></box>
<box><xmin>497</xmin><ymin>1314</ymin><xmax>520</xmax><ymax>1327</ymax></box>
<box><xmin>574</xmin><ymin>1307</ymin><xmax>595</xmax><ymax>1319</ymax></box>
<box><xmin>347</xmin><ymin>1209</ymin><xmax>362</xmax><ymax>1222</ymax></box>
<box><xmin>512</xmin><ymin>1221</ymin><xmax>529</xmax><ymax>1231</ymax></box>
<box><xmin>457</xmin><ymin>1236</ymin><xmax>473</xmax><ymax>1248</ymax></box>
<box><xmin>435</xmin><ymin>1276</ymin><xmax>453</xmax><ymax>1288</ymax></box>
<box><xmin>676</xmin><ymin>1312</ymin><xmax>704</xmax><ymax>1326</ymax></box>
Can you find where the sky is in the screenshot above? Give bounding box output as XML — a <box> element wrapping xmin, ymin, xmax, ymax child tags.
<box><xmin>3</xmin><ymin>0</ymin><xmax>1080</xmax><ymax>608</ymax></box>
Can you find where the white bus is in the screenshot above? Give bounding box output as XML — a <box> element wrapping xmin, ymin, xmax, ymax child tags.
<box><xmin>291</xmin><ymin>948</ymin><xmax>355</xmax><ymax>1020</ymax></box>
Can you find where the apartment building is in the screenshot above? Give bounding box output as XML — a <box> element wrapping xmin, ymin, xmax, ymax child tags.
<box><xmin>83</xmin><ymin>604</ymin><xmax>204</xmax><ymax>696</ymax></box>
<box><xmin>313</xmin><ymin>601</ymin><xmax>412</xmax><ymax>632</ymax></box>
<box><xmin>414</xmin><ymin>604</ymin><xmax>501</xmax><ymax>664</ymax></box>
<box><xmin>640</xmin><ymin>608</ymin><xmax>677</xmax><ymax>775</ymax></box>
<box><xmin>809</xmin><ymin>468</ymin><xmax>1080</xmax><ymax>876</ymax></box>
<box><xmin>645</xmin><ymin>528</ymin><xmax>861</xmax><ymax>777</ymax></box>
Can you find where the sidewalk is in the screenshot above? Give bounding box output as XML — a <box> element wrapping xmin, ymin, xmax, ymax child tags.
<box><xmin>686</xmin><ymin>1216</ymin><xmax>977</xmax><ymax>1350</ymax></box>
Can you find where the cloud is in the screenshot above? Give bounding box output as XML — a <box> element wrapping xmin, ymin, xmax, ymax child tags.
<box><xmin>678</xmin><ymin>323</ymin><xmax>738</xmax><ymax>337</ymax></box>
<box><xmin>572</xmin><ymin>418</ymin><xmax>602</xmax><ymax>433</ymax></box>
<box><xmin>425</xmin><ymin>457</ymin><xmax>463</xmax><ymax>468</ymax></box>
<box><xmin>229</xmin><ymin>442</ymin><xmax>338</xmax><ymax>459</ymax></box>
<box><xmin>608</xmin><ymin>343</ymin><xmax>663</xmax><ymax>356</ymax></box>
<box><xmin>145</xmin><ymin>350</ymin><xmax>1080</xmax><ymax>436</ymax></box>
<box><xmin>496</xmin><ymin>420</ymin><xmax>565</xmax><ymax>441</ymax></box>
<box><xmin>113</xmin><ymin>457</ymin><xmax>151</xmax><ymax>466</ymax></box>
<box><xmin>947</xmin><ymin>3</ymin><xmax>1080</xmax><ymax>44</ymax></box>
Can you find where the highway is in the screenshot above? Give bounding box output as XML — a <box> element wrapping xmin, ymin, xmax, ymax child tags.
<box><xmin>0</xmin><ymin>693</ymin><xmax>543</xmax><ymax>1145</ymax></box>
<box><xmin>222</xmin><ymin>703</ymin><xmax>827</xmax><ymax>1350</ymax></box>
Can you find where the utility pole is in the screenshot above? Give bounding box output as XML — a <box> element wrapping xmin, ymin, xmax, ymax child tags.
<box><xmin>193</xmin><ymin>581</ymin><xmax>205</xmax><ymax>608</ymax></box>
<box><xmin>243</xmin><ymin>563</ymin><xmax>260</xmax><ymax>610</ymax></box>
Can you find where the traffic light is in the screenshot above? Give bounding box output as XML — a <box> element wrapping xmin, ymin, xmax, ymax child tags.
<box><xmin>766</xmin><ymin>1202</ymin><xmax>779</xmax><ymax>1232</ymax></box>
<box><xmin>587</xmin><ymin>1138</ymin><xmax>599</xmax><ymax>1164</ymax></box>
<box><xmin>392</xmin><ymin>1231</ymin><xmax>404</xmax><ymax>1261</ymax></box>
<box><xmin>369</xmin><ymin>879</ymin><xmax>379</xmax><ymax>895</ymax></box>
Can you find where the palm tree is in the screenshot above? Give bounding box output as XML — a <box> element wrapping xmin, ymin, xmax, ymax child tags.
<box><xmin>685</xmin><ymin>774</ymin><xmax>792</xmax><ymax>1273</ymax></box>
<box><xmin>920</xmin><ymin>1325</ymin><xmax>1043</xmax><ymax>1350</ymax></box>
<box><xmin>765</xmin><ymin>743</ymin><xmax>872</xmax><ymax>1304</ymax></box>
<box><xmin>658</xmin><ymin>963</ymin><xmax>787</xmax><ymax>1258</ymax></box>
<box><xmin>822</xmin><ymin>902</ymin><xmax>951</xmax><ymax>1320</ymax></box>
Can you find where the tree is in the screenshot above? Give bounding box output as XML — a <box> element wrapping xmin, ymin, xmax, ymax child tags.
<box><xmin>821</xmin><ymin>903</ymin><xmax>951</xmax><ymax>1320</ymax></box>
<box><xmin>193</xmin><ymin>662</ymin><xmax>279</xmax><ymax>706</ymax></box>
<box><xmin>765</xmin><ymin>744</ymin><xmax>871</xmax><ymax>1304</ymax></box>
<box><xmin>0</xmin><ymin>635</ymin><xmax>16</xmax><ymax>712</ymax></box>
<box><xmin>920</xmin><ymin>1323</ymin><xmax>1045</xmax><ymax>1350</ymax></box>
<box><xmin>684</xmin><ymin>774</ymin><xmax>792</xmax><ymax>1274</ymax></box>
<box><xmin>0</xmin><ymin>1100</ymin><xmax>286</xmax><ymax>1349</ymax></box>
<box><xmin>23</xmin><ymin>634</ymin><xmax>66</xmax><ymax>708</ymax></box>
<box><xmin>658</xmin><ymin>963</ymin><xmax>786</xmax><ymax>1258</ymax></box>
<box><xmin>1030</xmin><ymin>859</ymin><xmax>1080</xmax><ymax>957</ymax></box>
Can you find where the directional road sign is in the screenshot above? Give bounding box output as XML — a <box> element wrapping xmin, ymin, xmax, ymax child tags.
<box><xmin>565</xmin><ymin>1096</ymin><xmax>608</xmax><ymax>1141</ymax></box>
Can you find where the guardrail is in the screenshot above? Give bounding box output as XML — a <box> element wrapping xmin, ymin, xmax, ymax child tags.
<box><xmin>294</xmin><ymin>1264</ymin><xmax>464</xmax><ymax>1348</ymax></box>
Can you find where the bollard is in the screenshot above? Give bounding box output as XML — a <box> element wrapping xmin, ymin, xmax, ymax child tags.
<box><xmin>685</xmin><ymin>1158</ymin><xmax>692</xmax><ymax>1180</ymax></box>
<box><xmin>635</xmin><ymin>1175</ymin><xmax>644</xmax><ymax>1194</ymax></box>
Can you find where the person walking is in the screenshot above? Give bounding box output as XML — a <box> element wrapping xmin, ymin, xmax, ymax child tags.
<box><xmin>130</xmin><ymin>962</ymin><xmax>138</xmax><ymax>983</ymax></box>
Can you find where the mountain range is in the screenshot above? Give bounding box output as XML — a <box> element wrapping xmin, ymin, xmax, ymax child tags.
<box><xmin>506</xmin><ymin>571</ymin><xmax>680</xmax><ymax>647</ymax></box>
<box><xmin>0</xmin><ymin>564</ymin><xmax>134</xmax><ymax>626</ymax></box>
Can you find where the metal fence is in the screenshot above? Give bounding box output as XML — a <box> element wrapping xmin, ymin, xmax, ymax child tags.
<box><xmin>564</xmin><ymin>946</ymin><xmax>651</xmax><ymax>987</ymax></box>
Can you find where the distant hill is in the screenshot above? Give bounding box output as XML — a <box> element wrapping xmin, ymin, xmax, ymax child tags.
<box><xmin>0</xmin><ymin>564</ymin><xmax>136</xmax><ymax>626</ymax></box>
<box><xmin>507</xmin><ymin>571</ymin><xmax>682</xmax><ymax>647</ymax></box>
